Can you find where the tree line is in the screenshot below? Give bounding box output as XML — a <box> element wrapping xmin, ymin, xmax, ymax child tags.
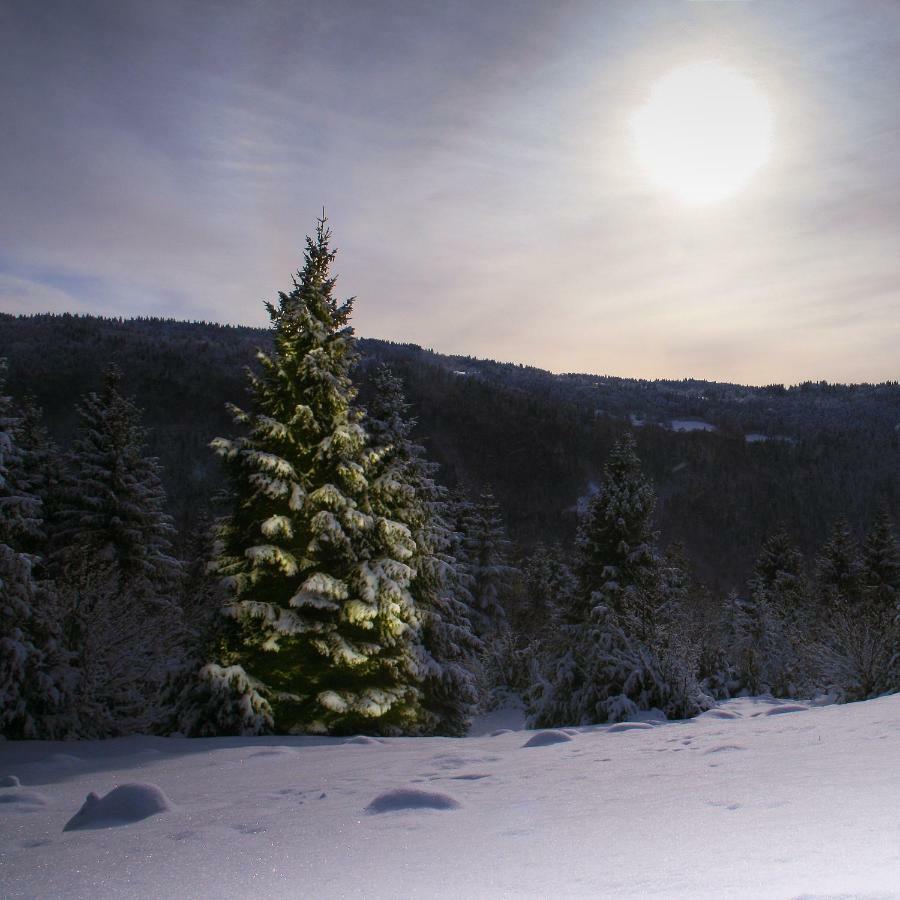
<box><xmin>2</xmin><ymin>221</ymin><xmax>898</xmax><ymax>738</ymax></box>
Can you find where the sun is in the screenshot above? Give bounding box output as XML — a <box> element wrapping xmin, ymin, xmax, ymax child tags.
<box><xmin>631</xmin><ymin>61</ymin><xmax>774</xmax><ymax>205</ymax></box>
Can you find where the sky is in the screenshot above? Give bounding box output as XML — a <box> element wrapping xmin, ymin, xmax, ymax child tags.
<box><xmin>2</xmin><ymin>0</ymin><xmax>899</xmax><ymax>386</ymax></box>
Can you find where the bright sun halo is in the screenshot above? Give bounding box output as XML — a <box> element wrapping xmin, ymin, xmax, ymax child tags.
<box><xmin>631</xmin><ymin>61</ymin><xmax>774</xmax><ymax>205</ymax></box>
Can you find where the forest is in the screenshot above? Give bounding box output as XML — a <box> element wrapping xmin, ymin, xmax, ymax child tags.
<box><xmin>1</xmin><ymin>224</ymin><xmax>898</xmax><ymax>739</ymax></box>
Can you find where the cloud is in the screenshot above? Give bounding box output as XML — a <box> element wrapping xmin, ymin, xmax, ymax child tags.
<box><xmin>1</xmin><ymin>0</ymin><xmax>899</xmax><ymax>384</ymax></box>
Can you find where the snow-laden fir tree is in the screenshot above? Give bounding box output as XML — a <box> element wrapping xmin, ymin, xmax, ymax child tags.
<box><xmin>0</xmin><ymin>362</ymin><xmax>42</xmax><ymax>552</ymax></box>
<box><xmin>861</xmin><ymin>508</ymin><xmax>900</xmax><ymax>615</ymax></box>
<box><xmin>204</xmin><ymin>220</ymin><xmax>424</xmax><ymax>735</ymax></box>
<box><xmin>0</xmin><ymin>361</ymin><xmax>77</xmax><ymax>739</ymax></box>
<box><xmin>811</xmin><ymin>519</ymin><xmax>891</xmax><ymax>700</ymax></box>
<box><xmin>530</xmin><ymin>434</ymin><xmax>710</xmax><ymax>727</ymax></box>
<box><xmin>698</xmin><ymin>591</ymin><xmax>742</xmax><ymax>700</ymax></box>
<box><xmin>365</xmin><ymin>364</ymin><xmax>480</xmax><ymax>735</ymax></box>
<box><xmin>726</xmin><ymin>531</ymin><xmax>807</xmax><ymax>697</ymax></box>
<box><xmin>454</xmin><ymin>488</ymin><xmax>516</xmax><ymax>638</ymax></box>
<box><xmin>816</xmin><ymin>520</ymin><xmax>864</xmax><ymax>611</ymax></box>
<box><xmin>52</xmin><ymin>365</ymin><xmax>183</xmax><ymax>733</ymax></box>
<box><xmin>54</xmin><ymin>365</ymin><xmax>181</xmax><ymax>586</ymax></box>
<box><xmin>518</xmin><ymin>543</ymin><xmax>576</xmax><ymax>638</ymax></box>
<box><xmin>13</xmin><ymin>396</ymin><xmax>66</xmax><ymax>556</ymax></box>
<box><xmin>573</xmin><ymin>434</ymin><xmax>659</xmax><ymax>634</ymax></box>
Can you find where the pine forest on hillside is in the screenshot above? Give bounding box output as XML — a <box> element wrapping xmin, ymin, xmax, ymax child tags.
<box><xmin>2</xmin><ymin>220</ymin><xmax>898</xmax><ymax>740</ymax></box>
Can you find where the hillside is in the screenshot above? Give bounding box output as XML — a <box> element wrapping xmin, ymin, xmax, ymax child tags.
<box><xmin>2</xmin><ymin>312</ymin><xmax>899</xmax><ymax>590</ymax></box>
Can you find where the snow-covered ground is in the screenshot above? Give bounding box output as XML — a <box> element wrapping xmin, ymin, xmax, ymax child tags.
<box><xmin>670</xmin><ymin>419</ymin><xmax>717</xmax><ymax>433</ymax></box>
<box><xmin>3</xmin><ymin>695</ymin><xmax>900</xmax><ymax>899</ymax></box>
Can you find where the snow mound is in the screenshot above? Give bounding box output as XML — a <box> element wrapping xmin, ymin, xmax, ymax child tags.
<box><xmin>0</xmin><ymin>774</ymin><xmax>21</xmax><ymax>787</ymax></box>
<box><xmin>490</xmin><ymin>728</ymin><xmax>513</xmax><ymax>737</ymax></box>
<box><xmin>0</xmin><ymin>788</ymin><xmax>49</xmax><ymax>809</ymax></box>
<box><xmin>608</xmin><ymin>722</ymin><xmax>655</xmax><ymax>733</ymax></box>
<box><xmin>366</xmin><ymin>788</ymin><xmax>461</xmax><ymax>814</ymax></box>
<box><xmin>343</xmin><ymin>736</ymin><xmax>383</xmax><ymax>745</ymax></box>
<box><xmin>522</xmin><ymin>730</ymin><xmax>573</xmax><ymax>747</ymax></box>
<box><xmin>699</xmin><ymin>709</ymin><xmax>742</xmax><ymax>720</ymax></box>
<box><xmin>765</xmin><ymin>704</ymin><xmax>809</xmax><ymax>716</ymax></box>
<box><xmin>63</xmin><ymin>783</ymin><xmax>173</xmax><ymax>831</ymax></box>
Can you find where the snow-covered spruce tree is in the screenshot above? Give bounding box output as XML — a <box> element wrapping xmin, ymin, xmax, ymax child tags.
<box><xmin>518</xmin><ymin>543</ymin><xmax>576</xmax><ymax>638</ymax></box>
<box><xmin>816</xmin><ymin>520</ymin><xmax>864</xmax><ymax>612</ymax></box>
<box><xmin>454</xmin><ymin>488</ymin><xmax>516</xmax><ymax>639</ymax></box>
<box><xmin>698</xmin><ymin>591</ymin><xmax>741</xmax><ymax>701</ymax></box>
<box><xmin>55</xmin><ymin>365</ymin><xmax>180</xmax><ymax>586</ymax></box>
<box><xmin>728</xmin><ymin>531</ymin><xmax>808</xmax><ymax>697</ymax></box>
<box><xmin>0</xmin><ymin>361</ymin><xmax>77</xmax><ymax>739</ymax></box>
<box><xmin>205</xmin><ymin>220</ymin><xmax>424</xmax><ymax>736</ymax></box>
<box><xmin>529</xmin><ymin>435</ymin><xmax>710</xmax><ymax>727</ymax></box>
<box><xmin>53</xmin><ymin>365</ymin><xmax>183</xmax><ymax>733</ymax></box>
<box><xmin>835</xmin><ymin>509</ymin><xmax>900</xmax><ymax>697</ymax></box>
<box><xmin>862</xmin><ymin>508</ymin><xmax>900</xmax><ymax>615</ymax></box>
<box><xmin>365</xmin><ymin>364</ymin><xmax>480</xmax><ymax>736</ymax></box>
<box><xmin>13</xmin><ymin>397</ymin><xmax>66</xmax><ymax>555</ymax></box>
<box><xmin>573</xmin><ymin>434</ymin><xmax>659</xmax><ymax>635</ymax></box>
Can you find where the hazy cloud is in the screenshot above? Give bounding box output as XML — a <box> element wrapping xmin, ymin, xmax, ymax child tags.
<box><xmin>1</xmin><ymin>0</ymin><xmax>899</xmax><ymax>384</ymax></box>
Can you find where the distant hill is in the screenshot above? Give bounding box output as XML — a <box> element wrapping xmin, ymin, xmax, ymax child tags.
<box><xmin>2</xmin><ymin>311</ymin><xmax>899</xmax><ymax>592</ymax></box>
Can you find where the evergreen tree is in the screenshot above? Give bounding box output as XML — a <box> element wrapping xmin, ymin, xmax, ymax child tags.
<box><xmin>53</xmin><ymin>365</ymin><xmax>182</xmax><ymax>733</ymax></box>
<box><xmin>816</xmin><ymin>520</ymin><xmax>864</xmax><ymax>611</ymax></box>
<box><xmin>55</xmin><ymin>365</ymin><xmax>180</xmax><ymax>586</ymax></box>
<box><xmin>518</xmin><ymin>543</ymin><xmax>576</xmax><ymax>637</ymax></box>
<box><xmin>454</xmin><ymin>488</ymin><xmax>516</xmax><ymax>638</ymax></box>
<box><xmin>205</xmin><ymin>220</ymin><xmax>424</xmax><ymax>735</ymax></box>
<box><xmin>574</xmin><ymin>434</ymin><xmax>658</xmax><ymax>634</ymax></box>
<box><xmin>13</xmin><ymin>396</ymin><xmax>66</xmax><ymax>556</ymax></box>
<box><xmin>366</xmin><ymin>365</ymin><xmax>480</xmax><ymax>735</ymax></box>
<box><xmin>530</xmin><ymin>435</ymin><xmax>710</xmax><ymax>726</ymax></box>
<box><xmin>698</xmin><ymin>591</ymin><xmax>741</xmax><ymax>700</ymax></box>
<box><xmin>730</xmin><ymin>531</ymin><xmax>807</xmax><ymax>696</ymax></box>
<box><xmin>822</xmin><ymin>508</ymin><xmax>900</xmax><ymax>698</ymax></box>
<box><xmin>861</xmin><ymin>507</ymin><xmax>900</xmax><ymax>613</ymax></box>
<box><xmin>0</xmin><ymin>361</ymin><xmax>77</xmax><ymax>738</ymax></box>
<box><xmin>0</xmin><ymin>362</ymin><xmax>42</xmax><ymax>552</ymax></box>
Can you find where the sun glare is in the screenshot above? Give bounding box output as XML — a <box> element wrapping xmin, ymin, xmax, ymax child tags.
<box><xmin>631</xmin><ymin>61</ymin><xmax>774</xmax><ymax>205</ymax></box>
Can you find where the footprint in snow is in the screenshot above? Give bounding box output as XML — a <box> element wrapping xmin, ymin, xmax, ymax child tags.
<box><xmin>233</xmin><ymin>823</ymin><xmax>267</xmax><ymax>835</ymax></box>
<box><xmin>704</xmin><ymin>744</ymin><xmax>747</xmax><ymax>754</ymax></box>
<box><xmin>366</xmin><ymin>788</ymin><xmax>460</xmax><ymax>814</ymax></box>
<box><xmin>168</xmin><ymin>830</ymin><xmax>200</xmax><ymax>842</ymax></box>
<box><xmin>448</xmin><ymin>773</ymin><xmax>490</xmax><ymax>781</ymax></box>
<box><xmin>522</xmin><ymin>730</ymin><xmax>573</xmax><ymax>748</ymax></box>
<box><xmin>246</xmin><ymin>748</ymin><xmax>296</xmax><ymax>759</ymax></box>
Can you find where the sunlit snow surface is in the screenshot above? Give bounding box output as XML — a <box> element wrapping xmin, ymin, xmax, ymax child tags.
<box><xmin>2</xmin><ymin>696</ymin><xmax>899</xmax><ymax>899</ymax></box>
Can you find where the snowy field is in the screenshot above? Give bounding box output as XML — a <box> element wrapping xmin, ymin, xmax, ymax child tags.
<box><xmin>2</xmin><ymin>696</ymin><xmax>899</xmax><ymax>899</ymax></box>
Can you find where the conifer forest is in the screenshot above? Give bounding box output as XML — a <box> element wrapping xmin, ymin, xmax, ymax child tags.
<box><xmin>2</xmin><ymin>220</ymin><xmax>898</xmax><ymax>741</ymax></box>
